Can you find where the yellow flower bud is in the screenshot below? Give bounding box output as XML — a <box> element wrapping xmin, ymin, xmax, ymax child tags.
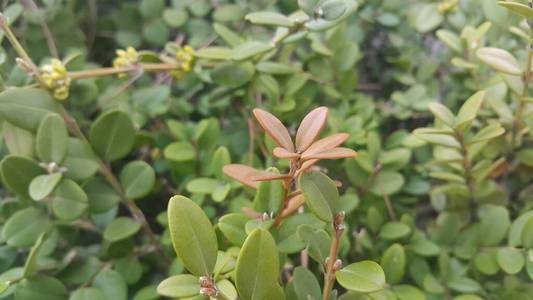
<box><xmin>40</xmin><ymin>59</ymin><xmax>71</xmax><ymax>100</ymax></box>
<box><xmin>113</xmin><ymin>47</ymin><xmax>139</xmax><ymax>77</ymax></box>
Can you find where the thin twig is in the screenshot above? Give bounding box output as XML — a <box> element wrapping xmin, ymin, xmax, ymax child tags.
<box><xmin>322</xmin><ymin>212</ymin><xmax>345</xmax><ymax>300</ymax></box>
<box><xmin>19</xmin><ymin>0</ymin><xmax>59</xmax><ymax>58</ymax></box>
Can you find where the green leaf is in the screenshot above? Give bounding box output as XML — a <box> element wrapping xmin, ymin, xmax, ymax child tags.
<box><xmin>235</xmin><ymin>228</ymin><xmax>281</xmax><ymax>300</ymax></box>
<box><xmin>218</xmin><ymin>213</ymin><xmax>248</xmax><ymax>247</ymax></box>
<box><xmin>253</xmin><ymin>168</ymin><xmax>284</xmax><ymax>214</ymax></box>
<box><xmin>232</xmin><ymin>41</ymin><xmax>274</xmax><ymax>61</ymax></box>
<box><xmin>370</xmin><ymin>171</ymin><xmax>405</xmax><ymax>196</ymax></box>
<box><xmin>93</xmin><ymin>270</ymin><xmax>127</xmax><ymax>300</ymax></box>
<box><xmin>168</xmin><ymin>196</ymin><xmax>218</xmax><ymax>276</ymax></box>
<box><xmin>89</xmin><ymin>110</ymin><xmax>135</xmax><ymax>161</ymax></box>
<box><xmin>411</xmin><ymin>239</ymin><xmax>441</xmax><ymax>256</ymax></box>
<box><xmin>467</xmin><ymin>123</ymin><xmax>505</xmax><ymax>144</ymax></box>
<box><xmin>83</xmin><ymin>178</ymin><xmax>120</xmax><ymax>214</ymax></box>
<box><xmin>381</xmin><ymin>244</ymin><xmax>406</xmax><ymax>284</ymax></box>
<box><xmin>292</xmin><ymin>266</ymin><xmax>321</xmax><ymax>300</ymax></box>
<box><xmin>256</xmin><ymin>62</ymin><xmax>296</xmax><ymax>75</ymax></box>
<box><xmin>496</xmin><ymin>247</ymin><xmax>525</xmax><ymax>274</ymax></box>
<box><xmin>164</xmin><ymin>141</ymin><xmax>196</xmax><ymax>162</ymax></box>
<box><xmin>23</xmin><ymin>232</ymin><xmax>48</xmax><ymax>277</ymax></box>
<box><xmin>300</xmin><ymin>171</ymin><xmax>340</xmax><ymax>222</ymax></box>
<box><xmin>217</xmin><ymin>279</ymin><xmax>238</xmax><ymax>300</ymax></box>
<box><xmin>245</xmin><ymin>11</ymin><xmax>294</xmax><ymax>27</ymax></box>
<box><xmin>436</xmin><ymin>30</ymin><xmax>462</xmax><ymax>52</ymax></box>
<box><xmin>29</xmin><ymin>173</ymin><xmax>62</xmax><ymax>201</ymax></box>
<box><xmin>447</xmin><ymin>277</ymin><xmax>481</xmax><ymax>293</ymax></box>
<box><xmin>277</xmin><ymin>214</ymin><xmax>323</xmax><ymax>254</ymax></box>
<box><xmin>379</xmin><ymin>222</ymin><xmax>411</xmax><ymax>240</ymax></box>
<box><xmin>336</xmin><ymin>261</ymin><xmax>386</xmax><ymax>293</ymax></box>
<box><xmin>321</xmin><ymin>0</ymin><xmax>347</xmax><ymax>20</ymax></box>
<box><xmin>120</xmin><ymin>161</ymin><xmax>155</xmax><ymax>199</ymax></box>
<box><xmin>213</xmin><ymin>23</ymin><xmax>244</xmax><ymax>47</ymax></box>
<box><xmin>115</xmin><ymin>256</ymin><xmax>142</xmax><ymax>284</ymax></box>
<box><xmin>509</xmin><ymin>211</ymin><xmax>533</xmax><ymax>246</ymax></box>
<box><xmin>478</xmin><ymin>205</ymin><xmax>510</xmax><ymax>246</ymax></box>
<box><xmin>70</xmin><ymin>288</ymin><xmax>107</xmax><ymax>300</ymax></box>
<box><xmin>156</xmin><ymin>274</ymin><xmax>199</xmax><ymax>298</ymax></box>
<box><xmin>476</xmin><ymin>47</ymin><xmax>522</xmax><ymax>75</ymax></box>
<box><xmin>517</xmin><ymin>149</ymin><xmax>533</xmax><ymax>167</ymax></box>
<box><xmin>0</xmin><ymin>87</ymin><xmax>60</xmax><ymax>131</ymax></box>
<box><xmin>163</xmin><ymin>9</ymin><xmax>188</xmax><ymax>28</ymax></box>
<box><xmin>35</xmin><ymin>114</ymin><xmax>68</xmax><ymax>163</ymax></box>
<box><xmin>415</xmin><ymin>4</ymin><xmax>443</xmax><ymax>33</ymax></box>
<box><xmin>194</xmin><ymin>47</ymin><xmax>232</xmax><ymax>60</ymax></box>
<box><xmin>474</xmin><ymin>251</ymin><xmax>499</xmax><ymax>275</ymax></box>
<box><xmin>0</xmin><ymin>268</ymin><xmax>23</xmax><ymax>298</ymax></box>
<box><xmin>186</xmin><ymin>177</ymin><xmax>221</xmax><ymax>194</ymax></box>
<box><xmin>1</xmin><ymin>207</ymin><xmax>51</xmax><ymax>248</ymax></box>
<box><xmin>455</xmin><ymin>91</ymin><xmax>485</xmax><ymax>130</ymax></box>
<box><xmin>3</xmin><ymin>121</ymin><xmax>35</xmax><ymax>157</ymax></box>
<box><xmin>52</xmin><ymin>179</ymin><xmax>88</xmax><ymax>220</ymax></box>
<box><xmin>103</xmin><ymin>217</ymin><xmax>141</xmax><ymax>242</ymax></box>
<box><xmin>0</xmin><ymin>155</ymin><xmax>44</xmax><ymax>199</ymax></box>
<box><xmin>63</xmin><ymin>138</ymin><xmax>99</xmax><ymax>181</ymax></box>
<box><xmin>298</xmin><ymin>0</ymin><xmax>320</xmax><ymax>16</ymax></box>
<box><xmin>521</xmin><ymin>217</ymin><xmax>533</xmax><ymax>249</ymax></box>
<box><xmin>427</xmin><ymin>102</ymin><xmax>455</xmax><ymax>125</ymax></box>
<box><xmin>498</xmin><ymin>1</ymin><xmax>533</xmax><ymax>18</ymax></box>
<box><xmin>297</xmin><ymin>225</ymin><xmax>330</xmax><ymax>264</ymax></box>
<box><xmin>392</xmin><ymin>285</ymin><xmax>425</xmax><ymax>300</ymax></box>
<box><xmin>211</xmin><ymin>61</ymin><xmax>255</xmax><ymax>88</ymax></box>
<box><xmin>413</xmin><ymin>128</ymin><xmax>461</xmax><ymax>148</ymax></box>
<box><xmin>14</xmin><ymin>275</ymin><xmax>68</xmax><ymax>300</ymax></box>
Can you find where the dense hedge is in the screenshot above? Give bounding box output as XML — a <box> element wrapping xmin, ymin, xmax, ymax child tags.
<box><xmin>0</xmin><ymin>1</ymin><xmax>531</xmax><ymax>300</ymax></box>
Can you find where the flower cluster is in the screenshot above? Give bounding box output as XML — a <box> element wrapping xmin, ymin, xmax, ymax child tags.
<box><xmin>170</xmin><ymin>46</ymin><xmax>194</xmax><ymax>80</ymax></box>
<box><xmin>438</xmin><ymin>0</ymin><xmax>459</xmax><ymax>13</ymax></box>
<box><xmin>40</xmin><ymin>59</ymin><xmax>71</xmax><ymax>100</ymax></box>
<box><xmin>113</xmin><ymin>47</ymin><xmax>139</xmax><ymax>78</ymax></box>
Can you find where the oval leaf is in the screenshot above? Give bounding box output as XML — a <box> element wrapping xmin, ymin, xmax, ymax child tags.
<box><xmin>89</xmin><ymin>110</ymin><xmax>135</xmax><ymax>161</ymax></box>
<box><xmin>336</xmin><ymin>261</ymin><xmax>386</xmax><ymax>293</ymax></box>
<box><xmin>168</xmin><ymin>195</ymin><xmax>218</xmax><ymax>276</ymax></box>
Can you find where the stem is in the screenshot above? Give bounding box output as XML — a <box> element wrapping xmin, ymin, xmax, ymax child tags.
<box><xmin>274</xmin><ymin>159</ymin><xmax>297</xmax><ymax>225</ymax></box>
<box><xmin>68</xmin><ymin>63</ymin><xmax>179</xmax><ymax>80</ymax></box>
<box><xmin>378</xmin><ymin>178</ymin><xmax>397</xmax><ymax>221</ymax></box>
<box><xmin>513</xmin><ymin>12</ymin><xmax>533</xmax><ymax>148</ymax></box>
<box><xmin>322</xmin><ymin>212</ymin><xmax>345</xmax><ymax>300</ymax></box>
<box><xmin>0</xmin><ymin>14</ymin><xmax>46</xmax><ymax>88</ymax></box>
<box><xmin>59</xmin><ymin>107</ymin><xmax>171</xmax><ymax>264</ymax></box>
<box><xmin>19</xmin><ymin>0</ymin><xmax>59</xmax><ymax>58</ymax></box>
<box><xmin>458</xmin><ymin>133</ymin><xmax>477</xmax><ymax>221</ymax></box>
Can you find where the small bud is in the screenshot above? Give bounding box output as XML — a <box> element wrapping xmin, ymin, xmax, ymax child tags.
<box><xmin>333</xmin><ymin>259</ymin><xmax>343</xmax><ymax>271</ymax></box>
<box><xmin>261</xmin><ymin>212</ymin><xmax>271</xmax><ymax>221</ymax></box>
<box><xmin>199</xmin><ymin>287</ymin><xmax>219</xmax><ymax>297</ymax></box>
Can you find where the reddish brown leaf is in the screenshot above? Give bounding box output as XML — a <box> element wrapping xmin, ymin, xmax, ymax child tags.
<box><xmin>241</xmin><ymin>207</ymin><xmax>262</xmax><ymax>219</ymax></box>
<box><xmin>223</xmin><ymin>164</ymin><xmax>261</xmax><ymax>189</ymax></box>
<box><xmin>295</xmin><ymin>159</ymin><xmax>319</xmax><ymax>177</ymax></box>
<box><xmin>253</xmin><ymin>109</ymin><xmax>294</xmax><ymax>151</ymax></box>
<box><xmin>295</xmin><ymin>107</ymin><xmax>328</xmax><ymax>152</ymax></box>
<box><xmin>279</xmin><ymin>194</ymin><xmax>305</xmax><ymax>218</ymax></box>
<box><xmin>273</xmin><ymin>147</ymin><xmax>300</xmax><ymax>159</ymax></box>
<box><xmin>301</xmin><ymin>147</ymin><xmax>357</xmax><ymax>161</ymax></box>
<box><xmin>251</xmin><ymin>172</ymin><xmax>291</xmax><ymax>182</ymax></box>
<box><xmin>301</xmin><ymin>133</ymin><xmax>349</xmax><ymax>159</ymax></box>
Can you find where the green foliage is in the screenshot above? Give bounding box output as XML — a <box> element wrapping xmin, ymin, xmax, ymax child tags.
<box><xmin>0</xmin><ymin>0</ymin><xmax>531</xmax><ymax>300</ymax></box>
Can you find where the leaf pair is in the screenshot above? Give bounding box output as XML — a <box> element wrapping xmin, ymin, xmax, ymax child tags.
<box><xmin>161</xmin><ymin>195</ymin><xmax>283</xmax><ymax>300</ymax></box>
<box><xmin>224</xmin><ymin>107</ymin><xmax>356</xmax><ymax>189</ymax></box>
<box><xmin>254</xmin><ymin>106</ymin><xmax>328</xmax><ymax>153</ymax></box>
